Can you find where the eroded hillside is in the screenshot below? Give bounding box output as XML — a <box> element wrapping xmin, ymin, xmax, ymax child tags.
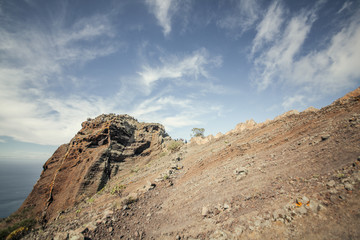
<box><xmin>1</xmin><ymin>88</ymin><xmax>360</xmax><ymax>240</ymax></box>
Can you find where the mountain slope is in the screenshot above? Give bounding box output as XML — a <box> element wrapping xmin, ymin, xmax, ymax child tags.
<box><xmin>2</xmin><ymin>87</ymin><xmax>360</xmax><ymax>240</ymax></box>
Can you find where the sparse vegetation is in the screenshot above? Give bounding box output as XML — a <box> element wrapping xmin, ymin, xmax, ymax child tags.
<box><xmin>191</xmin><ymin>128</ymin><xmax>205</xmax><ymax>138</ymax></box>
<box><xmin>110</xmin><ymin>184</ymin><xmax>126</xmax><ymax>195</ymax></box>
<box><xmin>5</xmin><ymin>226</ymin><xmax>28</xmax><ymax>240</ymax></box>
<box><xmin>159</xmin><ymin>151</ymin><xmax>167</xmax><ymax>157</ymax></box>
<box><xmin>97</xmin><ymin>186</ymin><xmax>106</xmax><ymax>195</ymax></box>
<box><xmin>167</xmin><ymin>140</ymin><xmax>183</xmax><ymax>153</ymax></box>
<box><xmin>0</xmin><ymin>218</ymin><xmax>36</xmax><ymax>240</ymax></box>
<box><xmin>337</xmin><ymin>173</ymin><xmax>345</xmax><ymax>179</ymax></box>
<box><xmin>163</xmin><ymin>174</ymin><xmax>169</xmax><ymax>180</ymax></box>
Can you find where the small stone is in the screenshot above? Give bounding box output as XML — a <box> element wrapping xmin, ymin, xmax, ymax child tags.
<box><xmin>302</xmin><ymin>196</ymin><xmax>310</xmax><ymax>203</ymax></box>
<box><xmin>236</xmin><ymin>175</ymin><xmax>247</xmax><ymax>181</ymax></box>
<box><xmin>176</xmin><ymin>235</ymin><xmax>181</xmax><ymax>240</ymax></box>
<box><xmin>296</xmin><ymin>206</ymin><xmax>307</xmax><ymax>215</ymax></box>
<box><xmin>68</xmin><ymin>231</ymin><xmax>83</xmax><ymax>240</ymax></box>
<box><xmin>330</xmin><ymin>195</ymin><xmax>338</xmax><ymax>203</ymax></box>
<box><xmin>83</xmin><ymin>222</ymin><xmax>97</xmax><ymax>232</ymax></box>
<box><xmin>144</xmin><ymin>181</ymin><xmax>156</xmax><ymax>191</ymax></box>
<box><xmin>262</xmin><ymin>220</ymin><xmax>271</xmax><ymax>227</ymax></box>
<box><xmin>108</xmin><ymin>227</ymin><xmax>113</xmax><ymax>232</ymax></box>
<box><xmin>123</xmin><ymin>205</ymin><xmax>129</xmax><ymax>210</ymax></box>
<box><xmin>254</xmin><ymin>219</ymin><xmax>261</xmax><ymax>227</ymax></box>
<box><xmin>344</xmin><ymin>183</ymin><xmax>353</xmax><ymax>191</ymax></box>
<box><xmin>327</xmin><ymin>180</ymin><xmax>336</xmax><ymax>187</ymax></box>
<box><xmin>353</xmin><ymin>172</ymin><xmax>360</xmax><ymax>182</ymax></box>
<box><xmin>54</xmin><ymin>232</ymin><xmax>69</xmax><ymax>240</ymax></box>
<box><xmin>223</xmin><ymin>203</ymin><xmax>230</xmax><ymax>210</ymax></box>
<box><xmin>273</xmin><ymin>209</ymin><xmax>286</xmax><ymax>220</ymax></box>
<box><xmin>309</xmin><ymin>201</ymin><xmax>320</xmax><ymax>213</ymax></box>
<box><xmin>321</xmin><ymin>135</ymin><xmax>330</xmax><ymax>141</ymax></box>
<box><xmin>234</xmin><ymin>226</ymin><xmax>244</xmax><ymax>236</ymax></box>
<box><xmin>335</xmin><ymin>184</ymin><xmax>344</xmax><ymax>191</ymax></box>
<box><xmin>234</xmin><ymin>167</ymin><xmax>248</xmax><ymax>175</ymax></box>
<box><xmin>202</xmin><ymin>206</ymin><xmax>209</xmax><ymax>217</ymax></box>
<box><xmin>209</xmin><ymin>230</ymin><xmax>229</xmax><ymax>240</ymax></box>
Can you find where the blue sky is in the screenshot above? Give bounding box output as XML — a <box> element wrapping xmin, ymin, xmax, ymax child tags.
<box><xmin>0</xmin><ymin>0</ymin><xmax>359</xmax><ymax>163</ymax></box>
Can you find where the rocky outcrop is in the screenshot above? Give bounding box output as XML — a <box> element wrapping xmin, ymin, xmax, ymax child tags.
<box><xmin>273</xmin><ymin>110</ymin><xmax>300</xmax><ymax>121</ymax></box>
<box><xmin>190</xmin><ymin>133</ymin><xmax>225</xmax><ymax>145</ymax></box>
<box><xmin>19</xmin><ymin>114</ymin><xmax>169</xmax><ymax>223</ymax></box>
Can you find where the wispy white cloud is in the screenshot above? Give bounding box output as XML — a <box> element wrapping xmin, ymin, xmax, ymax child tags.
<box><xmin>0</xmin><ymin>6</ymin><xmax>120</xmax><ymax>145</ymax></box>
<box><xmin>162</xmin><ymin>115</ymin><xmax>201</xmax><ymax>128</ymax></box>
<box><xmin>217</xmin><ymin>0</ymin><xmax>260</xmax><ymax>34</ymax></box>
<box><xmin>251</xmin><ymin>0</ymin><xmax>284</xmax><ymax>55</ymax></box>
<box><xmin>253</xmin><ymin>9</ymin><xmax>315</xmax><ymax>91</ymax></box>
<box><xmin>145</xmin><ymin>0</ymin><xmax>176</xmax><ymax>36</ymax></box>
<box><xmin>290</xmin><ymin>12</ymin><xmax>360</xmax><ymax>93</ymax></box>
<box><xmin>251</xmin><ymin>3</ymin><xmax>360</xmax><ymax>109</ymax></box>
<box><xmin>129</xmin><ymin>95</ymin><xmax>217</xmax><ymax>131</ymax></box>
<box><xmin>337</xmin><ymin>1</ymin><xmax>353</xmax><ymax>14</ymax></box>
<box><xmin>137</xmin><ymin>48</ymin><xmax>222</xmax><ymax>87</ymax></box>
<box><xmin>0</xmin><ymin>7</ymin><xmax>226</xmax><ymax>146</ymax></box>
<box><xmin>129</xmin><ymin>46</ymin><xmax>227</xmax><ymax>136</ymax></box>
<box><xmin>282</xmin><ymin>95</ymin><xmax>305</xmax><ymax>109</ymax></box>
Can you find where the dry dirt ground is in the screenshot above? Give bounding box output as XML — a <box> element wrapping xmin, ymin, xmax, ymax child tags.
<box><xmin>13</xmin><ymin>88</ymin><xmax>360</xmax><ymax>239</ymax></box>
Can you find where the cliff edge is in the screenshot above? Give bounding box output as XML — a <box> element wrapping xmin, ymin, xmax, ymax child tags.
<box><xmin>19</xmin><ymin>114</ymin><xmax>169</xmax><ymax>223</ymax></box>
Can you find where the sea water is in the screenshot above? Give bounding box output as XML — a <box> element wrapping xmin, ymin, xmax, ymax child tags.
<box><xmin>0</xmin><ymin>161</ymin><xmax>42</xmax><ymax>218</ymax></box>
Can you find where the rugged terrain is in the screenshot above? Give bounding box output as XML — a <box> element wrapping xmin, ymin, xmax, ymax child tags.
<box><xmin>1</xmin><ymin>87</ymin><xmax>360</xmax><ymax>240</ymax></box>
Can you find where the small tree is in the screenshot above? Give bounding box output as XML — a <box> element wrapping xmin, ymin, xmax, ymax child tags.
<box><xmin>191</xmin><ymin>128</ymin><xmax>205</xmax><ymax>138</ymax></box>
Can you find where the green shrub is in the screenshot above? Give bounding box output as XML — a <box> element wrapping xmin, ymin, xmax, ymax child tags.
<box><xmin>167</xmin><ymin>140</ymin><xmax>183</xmax><ymax>153</ymax></box>
<box><xmin>5</xmin><ymin>226</ymin><xmax>28</xmax><ymax>240</ymax></box>
<box><xmin>0</xmin><ymin>218</ymin><xmax>36</xmax><ymax>240</ymax></box>
<box><xmin>191</xmin><ymin>128</ymin><xmax>205</xmax><ymax>137</ymax></box>
<box><xmin>97</xmin><ymin>186</ymin><xmax>106</xmax><ymax>195</ymax></box>
<box><xmin>159</xmin><ymin>151</ymin><xmax>167</xmax><ymax>158</ymax></box>
<box><xmin>110</xmin><ymin>184</ymin><xmax>126</xmax><ymax>195</ymax></box>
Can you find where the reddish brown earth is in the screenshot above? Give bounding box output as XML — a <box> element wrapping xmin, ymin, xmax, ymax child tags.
<box><xmin>15</xmin><ymin>114</ymin><xmax>169</xmax><ymax>224</ymax></box>
<box><xmin>1</xmin><ymin>87</ymin><xmax>360</xmax><ymax>240</ymax></box>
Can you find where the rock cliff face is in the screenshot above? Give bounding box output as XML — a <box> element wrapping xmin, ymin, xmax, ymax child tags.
<box><xmin>20</xmin><ymin>114</ymin><xmax>168</xmax><ymax>222</ymax></box>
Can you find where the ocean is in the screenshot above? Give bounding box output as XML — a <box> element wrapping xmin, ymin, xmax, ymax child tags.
<box><xmin>0</xmin><ymin>161</ymin><xmax>43</xmax><ymax>218</ymax></box>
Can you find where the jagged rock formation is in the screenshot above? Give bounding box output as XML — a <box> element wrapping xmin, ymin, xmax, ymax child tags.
<box><xmin>19</xmin><ymin>114</ymin><xmax>169</xmax><ymax>223</ymax></box>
